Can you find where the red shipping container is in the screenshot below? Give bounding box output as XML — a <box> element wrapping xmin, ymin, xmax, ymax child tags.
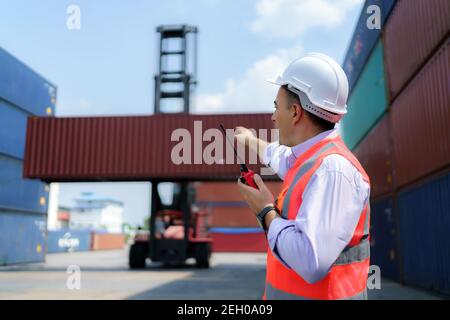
<box><xmin>390</xmin><ymin>37</ymin><xmax>450</xmax><ymax>188</ymax></box>
<box><xmin>211</xmin><ymin>232</ymin><xmax>268</xmax><ymax>253</ymax></box>
<box><xmin>208</xmin><ymin>206</ymin><xmax>260</xmax><ymax>228</ymax></box>
<box><xmin>196</xmin><ymin>181</ymin><xmax>282</xmax><ymax>202</ymax></box>
<box><xmin>91</xmin><ymin>233</ymin><xmax>125</xmax><ymax>251</ymax></box>
<box><xmin>354</xmin><ymin>115</ymin><xmax>394</xmax><ymax>198</ymax></box>
<box><xmin>384</xmin><ymin>0</ymin><xmax>450</xmax><ymax>100</ymax></box>
<box><xmin>23</xmin><ymin>114</ymin><xmax>278</xmax><ymax>182</ymax></box>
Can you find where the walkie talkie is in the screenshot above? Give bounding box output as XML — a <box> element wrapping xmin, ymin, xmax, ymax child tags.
<box><xmin>219</xmin><ymin>124</ymin><xmax>258</xmax><ymax>189</ymax></box>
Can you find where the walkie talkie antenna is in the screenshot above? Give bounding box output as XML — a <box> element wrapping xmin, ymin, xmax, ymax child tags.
<box><xmin>219</xmin><ymin>124</ymin><xmax>247</xmax><ymax>170</ymax></box>
<box><xmin>219</xmin><ymin>124</ymin><xmax>258</xmax><ymax>189</ymax></box>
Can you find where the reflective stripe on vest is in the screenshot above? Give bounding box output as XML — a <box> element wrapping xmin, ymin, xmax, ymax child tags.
<box><xmin>281</xmin><ymin>142</ymin><xmax>336</xmax><ymax>219</ymax></box>
<box><xmin>265</xmin><ymin>283</ymin><xmax>368</xmax><ymax>300</ymax></box>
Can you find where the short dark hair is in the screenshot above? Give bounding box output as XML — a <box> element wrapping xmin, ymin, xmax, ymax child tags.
<box><xmin>282</xmin><ymin>85</ymin><xmax>335</xmax><ymax>132</ymax></box>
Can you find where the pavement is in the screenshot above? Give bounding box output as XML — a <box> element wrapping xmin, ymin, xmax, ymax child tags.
<box><xmin>0</xmin><ymin>248</ymin><xmax>444</xmax><ymax>300</ymax></box>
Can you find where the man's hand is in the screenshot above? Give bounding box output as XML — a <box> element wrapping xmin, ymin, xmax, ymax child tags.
<box><xmin>237</xmin><ymin>173</ymin><xmax>274</xmax><ymax>214</ymax></box>
<box><xmin>234</xmin><ymin>126</ymin><xmax>269</xmax><ymax>162</ymax></box>
<box><xmin>234</xmin><ymin>126</ymin><xmax>256</xmax><ymax>147</ymax></box>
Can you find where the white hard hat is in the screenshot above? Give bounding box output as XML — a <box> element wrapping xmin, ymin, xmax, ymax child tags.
<box><xmin>267</xmin><ymin>53</ymin><xmax>349</xmax><ymax>123</ymax></box>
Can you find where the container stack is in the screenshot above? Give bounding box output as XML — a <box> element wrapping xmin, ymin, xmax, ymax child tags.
<box><xmin>195</xmin><ymin>181</ymin><xmax>282</xmax><ymax>252</ymax></box>
<box><xmin>342</xmin><ymin>0</ymin><xmax>450</xmax><ymax>295</ymax></box>
<box><xmin>0</xmin><ymin>47</ymin><xmax>56</xmax><ymax>265</ymax></box>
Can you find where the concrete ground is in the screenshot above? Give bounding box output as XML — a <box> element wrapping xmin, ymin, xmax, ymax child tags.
<box><xmin>0</xmin><ymin>248</ymin><xmax>444</xmax><ymax>300</ymax></box>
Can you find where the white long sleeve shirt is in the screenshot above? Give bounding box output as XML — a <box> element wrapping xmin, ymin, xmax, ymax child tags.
<box><xmin>263</xmin><ymin>129</ymin><xmax>370</xmax><ymax>284</ymax></box>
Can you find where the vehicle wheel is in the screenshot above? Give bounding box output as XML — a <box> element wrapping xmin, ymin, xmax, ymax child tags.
<box><xmin>195</xmin><ymin>243</ymin><xmax>211</xmax><ymax>269</ymax></box>
<box><xmin>129</xmin><ymin>242</ymin><xmax>147</xmax><ymax>269</ymax></box>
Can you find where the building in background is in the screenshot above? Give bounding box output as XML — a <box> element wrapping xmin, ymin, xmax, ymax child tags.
<box><xmin>342</xmin><ymin>0</ymin><xmax>450</xmax><ymax>296</ymax></box>
<box><xmin>0</xmin><ymin>47</ymin><xmax>56</xmax><ymax>265</ymax></box>
<box><xmin>55</xmin><ymin>206</ymin><xmax>71</xmax><ymax>229</ymax></box>
<box><xmin>69</xmin><ymin>192</ymin><xmax>124</xmax><ymax>233</ymax></box>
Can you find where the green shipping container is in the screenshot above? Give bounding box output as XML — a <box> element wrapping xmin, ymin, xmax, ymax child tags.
<box><xmin>342</xmin><ymin>40</ymin><xmax>388</xmax><ymax>150</ymax></box>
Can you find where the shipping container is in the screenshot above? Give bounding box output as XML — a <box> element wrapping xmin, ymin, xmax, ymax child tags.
<box><xmin>24</xmin><ymin>114</ymin><xmax>278</xmax><ymax>182</ymax></box>
<box><xmin>195</xmin><ymin>181</ymin><xmax>282</xmax><ymax>202</ymax></box>
<box><xmin>390</xmin><ymin>37</ymin><xmax>450</xmax><ymax>188</ymax></box>
<box><xmin>369</xmin><ymin>197</ymin><xmax>400</xmax><ymax>281</ymax></box>
<box><xmin>0</xmin><ymin>211</ymin><xmax>46</xmax><ymax>265</ymax></box>
<box><xmin>0</xmin><ymin>47</ymin><xmax>56</xmax><ymax>116</ymax></box>
<box><xmin>384</xmin><ymin>0</ymin><xmax>450</xmax><ymax>100</ymax></box>
<box><xmin>47</xmin><ymin>229</ymin><xmax>92</xmax><ymax>253</ymax></box>
<box><xmin>342</xmin><ymin>40</ymin><xmax>388</xmax><ymax>150</ymax></box>
<box><xmin>0</xmin><ymin>154</ymin><xmax>48</xmax><ymax>214</ymax></box>
<box><xmin>197</xmin><ymin>203</ymin><xmax>260</xmax><ymax>228</ymax></box>
<box><xmin>397</xmin><ymin>172</ymin><xmax>450</xmax><ymax>295</ymax></box>
<box><xmin>0</xmin><ymin>99</ymin><xmax>28</xmax><ymax>159</ymax></box>
<box><xmin>354</xmin><ymin>115</ymin><xmax>394</xmax><ymax>198</ymax></box>
<box><xmin>343</xmin><ymin>0</ymin><xmax>397</xmax><ymax>92</ymax></box>
<box><xmin>91</xmin><ymin>233</ymin><xmax>125</xmax><ymax>251</ymax></box>
<box><xmin>210</xmin><ymin>228</ymin><xmax>267</xmax><ymax>253</ymax></box>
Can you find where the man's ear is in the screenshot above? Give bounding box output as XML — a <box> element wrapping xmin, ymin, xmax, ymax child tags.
<box><xmin>292</xmin><ymin>103</ymin><xmax>302</xmax><ymax>124</ymax></box>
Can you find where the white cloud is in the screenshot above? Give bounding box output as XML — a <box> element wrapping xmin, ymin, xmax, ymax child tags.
<box><xmin>250</xmin><ymin>0</ymin><xmax>363</xmax><ymax>38</ymax></box>
<box><xmin>193</xmin><ymin>45</ymin><xmax>303</xmax><ymax>114</ymax></box>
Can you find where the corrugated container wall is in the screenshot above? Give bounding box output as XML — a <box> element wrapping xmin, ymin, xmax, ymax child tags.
<box><xmin>384</xmin><ymin>0</ymin><xmax>450</xmax><ymax>100</ymax></box>
<box><xmin>369</xmin><ymin>197</ymin><xmax>400</xmax><ymax>281</ymax></box>
<box><xmin>354</xmin><ymin>115</ymin><xmax>394</xmax><ymax>198</ymax></box>
<box><xmin>342</xmin><ymin>40</ymin><xmax>388</xmax><ymax>150</ymax></box>
<box><xmin>210</xmin><ymin>228</ymin><xmax>268</xmax><ymax>253</ymax></box>
<box><xmin>24</xmin><ymin>114</ymin><xmax>276</xmax><ymax>182</ymax></box>
<box><xmin>390</xmin><ymin>37</ymin><xmax>450</xmax><ymax>188</ymax></box>
<box><xmin>397</xmin><ymin>173</ymin><xmax>450</xmax><ymax>295</ymax></box>
<box><xmin>0</xmin><ymin>99</ymin><xmax>29</xmax><ymax>159</ymax></box>
<box><xmin>342</xmin><ymin>0</ymin><xmax>450</xmax><ymax>297</ymax></box>
<box><xmin>0</xmin><ymin>154</ymin><xmax>48</xmax><ymax>214</ymax></box>
<box><xmin>195</xmin><ymin>182</ymin><xmax>278</xmax><ymax>251</ymax></box>
<box><xmin>0</xmin><ymin>213</ymin><xmax>46</xmax><ymax>265</ymax></box>
<box><xmin>195</xmin><ymin>181</ymin><xmax>282</xmax><ymax>228</ymax></box>
<box><xmin>0</xmin><ymin>47</ymin><xmax>56</xmax><ymax>116</ymax></box>
<box><xmin>0</xmin><ymin>47</ymin><xmax>56</xmax><ymax>265</ymax></box>
<box><xmin>343</xmin><ymin>0</ymin><xmax>397</xmax><ymax>92</ymax></box>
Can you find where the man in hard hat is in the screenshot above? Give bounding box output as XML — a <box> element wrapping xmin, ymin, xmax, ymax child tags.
<box><xmin>235</xmin><ymin>53</ymin><xmax>370</xmax><ymax>300</ymax></box>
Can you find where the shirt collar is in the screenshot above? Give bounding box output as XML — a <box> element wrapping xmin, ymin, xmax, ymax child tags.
<box><xmin>290</xmin><ymin>128</ymin><xmax>338</xmax><ymax>159</ymax></box>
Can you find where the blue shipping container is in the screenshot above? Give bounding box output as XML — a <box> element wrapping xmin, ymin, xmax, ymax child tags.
<box><xmin>370</xmin><ymin>197</ymin><xmax>400</xmax><ymax>281</ymax></box>
<box><xmin>0</xmin><ymin>99</ymin><xmax>29</xmax><ymax>159</ymax></box>
<box><xmin>0</xmin><ymin>47</ymin><xmax>56</xmax><ymax>116</ymax></box>
<box><xmin>0</xmin><ymin>153</ymin><xmax>48</xmax><ymax>214</ymax></box>
<box><xmin>0</xmin><ymin>211</ymin><xmax>46</xmax><ymax>265</ymax></box>
<box><xmin>47</xmin><ymin>230</ymin><xmax>92</xmax><ymax>253</ymax></box>
<box><xmin>398</xmin><ymin>172</ymin><xmax>450</xmax><ymax>295</ymax></box>
<box><xmin>343</xmin><ymin>0</ymin><xmax>397</xmax><ymax>92</ymax></box>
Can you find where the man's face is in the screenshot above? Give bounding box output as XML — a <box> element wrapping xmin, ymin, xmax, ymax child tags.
<box><xmin>271</xmin><ymin>87</ymin><xmax>298</xmax><ymax>146</ymax></box>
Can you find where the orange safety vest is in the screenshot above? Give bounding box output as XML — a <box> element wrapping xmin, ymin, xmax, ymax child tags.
<box><xmin>264</xmin><ymin>135</ymin><xmax>371</xmax><ymax>300</ymax></box>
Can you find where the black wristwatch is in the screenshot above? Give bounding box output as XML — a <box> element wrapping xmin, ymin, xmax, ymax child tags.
<box><xmin>257</xmin><ymin>205</ymin><xmax>277</xmax><ymax>231</ymax></box>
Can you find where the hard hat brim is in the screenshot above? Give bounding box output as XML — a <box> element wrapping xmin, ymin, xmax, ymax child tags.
<box><xmin>266</xmin><ymin>76</ymin><xmax>285</xmax><ymax>86</ymax></box>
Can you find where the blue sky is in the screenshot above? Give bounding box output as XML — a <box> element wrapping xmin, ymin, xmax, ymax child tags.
<box><xmin>1</xmin><ymin>0</ymin><xmax>364</xmax><ymax>226</ymax></box>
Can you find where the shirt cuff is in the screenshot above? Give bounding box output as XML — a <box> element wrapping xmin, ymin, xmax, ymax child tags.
<box><xmin>267</xmin><ymin>217</ymin><xmax>295</xmax><ymax>269</ymax></box>
<box><xmin>262</xmin><ymin>141</ymin><xmax>280</xmax><ymax>167</ymax></box>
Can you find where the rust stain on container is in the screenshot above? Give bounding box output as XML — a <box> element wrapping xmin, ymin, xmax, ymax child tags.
<box><xmin>384</xmin><ymin>0</ymin><xmax>450</xmax><ymax>100</ymax></box>
<box><xmin>390</xmin><ymin>37</ymin><xmax>450</xmax><ymax>188</ymax></box>
<box><xmin>24</xmin><ymin>114</ymin><xmax>277</xmax><ymax>182</ymax></box>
